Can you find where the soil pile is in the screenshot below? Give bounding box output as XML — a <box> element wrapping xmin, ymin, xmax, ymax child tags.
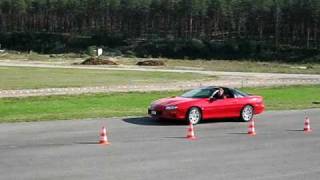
<box><xmin>81</xmin><ymin>57</ymin><xmax>119</xmax><ymax>65</ymax></box>
<box><xmin>136</xmin><ymin>60</ymin><xmax>165</xmax><ymax>66</ymax></box>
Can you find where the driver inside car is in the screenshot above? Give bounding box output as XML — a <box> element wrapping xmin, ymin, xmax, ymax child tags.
<box><xmin>215</xmin><ymin>87</ymin><xmax>227</xmax><ymax>99</ymax></box>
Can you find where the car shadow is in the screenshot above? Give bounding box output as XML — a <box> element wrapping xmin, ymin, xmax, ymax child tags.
<box><xmin>226</xmin><ymin>132</ymin><xmax>248</xmax><ymax>135</ymax></box>
<box><xmin>122</xmin><ymin>117</ymin><xmax>186</xmax><ymax>126</ymax></box>
<box><xmin>74</xmin><ymin>142</ymin><xmax>101</xmax><ymax>145</ymax></box>
<box><xmin>286</xmin><ymin>129</ymin><xmax>304</xmax><ymax>132</ymax></box>
<box><xmin>200</xmin><ymin>118</ymin><xmax>243</xmax><ymax>124</ymax></box>
<box><xmin>122</xmin><ymin>117</ymin><xmax>243</xmax><ymax>126</ymax></box>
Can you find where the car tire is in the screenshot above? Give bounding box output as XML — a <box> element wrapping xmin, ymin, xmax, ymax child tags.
<box><xmin>240</xmin><ymin>105</ymin><xmax>254</xmax><ymax>122</ymax></box>
<box><xmin>187</xmin><ymin>107</ymin><xmax>202</xmax><ymax>125</ymax></box>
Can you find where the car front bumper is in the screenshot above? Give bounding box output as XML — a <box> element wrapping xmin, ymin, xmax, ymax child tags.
<box><xmin>148</xmin><ymin>108</ymin><xmax>185</xmax><ymax>120</ymax></box>
<box><xmin>254</xmin><ymin>103</ymin><xmax>265</xmax><ymax>114</ymax></box>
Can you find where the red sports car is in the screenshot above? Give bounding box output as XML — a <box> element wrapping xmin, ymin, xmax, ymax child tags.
<box><xmin>148</xmin><ymin>86</ymin><xmax>265</xmax><ymax>124</ymax></box>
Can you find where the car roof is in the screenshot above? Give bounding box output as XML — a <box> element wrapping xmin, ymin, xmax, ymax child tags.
<box><xmin>202</xmin><ymin>86</ymin><xmax>231</xmax><ymax>90</ymax></box>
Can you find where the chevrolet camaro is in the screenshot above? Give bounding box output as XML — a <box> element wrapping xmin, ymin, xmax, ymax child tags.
<box><xmin>148</xmin><ymin>86</ymin><xmax>265</xmax><ymax>124</ymax></box>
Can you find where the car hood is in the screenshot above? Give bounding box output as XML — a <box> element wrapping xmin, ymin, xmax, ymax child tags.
<box><xmin>151</xmin><ymin>96</ymin><xmax>199</xmax><ymax>107</ymax></box>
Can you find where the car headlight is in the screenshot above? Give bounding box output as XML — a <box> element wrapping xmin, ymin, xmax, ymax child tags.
<box><xmin>165</xmin><ymin>105</ymin><xmax>178</xmax><ymax>110</ymax></box>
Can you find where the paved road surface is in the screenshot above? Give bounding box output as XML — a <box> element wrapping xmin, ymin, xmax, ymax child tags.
<box><xmin>0</xmin><ymin>109</ymin><xmax>320</xmax><ymax>180</ymax></box>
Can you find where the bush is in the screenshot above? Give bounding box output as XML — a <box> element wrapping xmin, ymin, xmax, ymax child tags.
<box><xmin>123</xmin><ymin>50</ymin><xmax>136</xmax><ymax>58</ymax></box>
<box><xmin>104</xmin><ymin>49</ymin><xmax>122</xmax><ymax>57</ymax></box>
<box><xmin>0</xmin><ymin>32</ymin><xmax>319</xmax><ymax>62</ymax></box>
<box><xmin>91</xmin><ymin>33</ymin><xmax>127</xmax><ymax>48</ymax></box>
<box><xmin>86</xmin><ymin>46</ymin><xmax>97</xmax><ymax>56</ymax></box>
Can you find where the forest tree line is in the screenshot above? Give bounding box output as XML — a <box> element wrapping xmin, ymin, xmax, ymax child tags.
<box><xmin>0</xmin><ymin>0</ymin><xmax>320</xmax><ymax>61</ymax></box>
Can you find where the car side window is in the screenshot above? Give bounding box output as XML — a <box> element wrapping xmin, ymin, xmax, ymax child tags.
<box><xmin>223</xmin><ymin>88</ymin><xmax>235</xmax><ymax>98</ymax></box>
<box><xmin>195</xmin><ymin>89</ymin><xmax>214</xmax><ymax>98</ymax></box>
<box><xmin>230</xmin><ymin>89</ymin><xmax>244</xmax><ymax>98</ymax></box>
<box><xmin>232</xmin><ymin>89</ymin><xmax>247</xmax><ymax>98</ymax></box>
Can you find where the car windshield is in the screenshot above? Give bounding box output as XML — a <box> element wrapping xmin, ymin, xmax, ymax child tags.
<box><xmin>180</xmin><ymin>88</ymin><xmax>217</xmax><ymax>98</ymax></box>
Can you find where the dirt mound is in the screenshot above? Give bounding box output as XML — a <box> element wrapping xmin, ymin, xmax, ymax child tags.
<box><xmin>136</xmin><ymin>60</ymin><xmax>165</xmax><ymax>66</ymax></box>
<box><xmin>81</xmin><ymin>57</ymin><xmax>119</xmax><ymax>65</ymax></box>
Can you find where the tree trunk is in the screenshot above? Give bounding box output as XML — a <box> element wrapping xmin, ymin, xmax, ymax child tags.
<box><xmin>188</xmin><ymin>12</ymin><xmax>193</xmax><ymax>39</ymax></box>
<box><xmin>307</xmin><ymin>27</ymin><xmax>310</xmax><ymax>48</ymax></box>
<box><xmin>274</xmin><ymin>2</ymin><xmax>280</xmax><ymax>49</ymax></box>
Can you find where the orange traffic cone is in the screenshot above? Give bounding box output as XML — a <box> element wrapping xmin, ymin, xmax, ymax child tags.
<box><xmin>248</xmin><ymin>119</ymin><xmax>256</xmax><ymax>136</ymax></box>
<box><xmin>304</xmin><ymin>116</ymin><xmax>312</xmax><ymax>133</ymax></box>
<box><xmin>99</xmin><ymin>126</ymin><xmax>110</xmax><ymax>145</ymax></box>
<box><xmin>186</xmin><ymin>122</ymin><xmax>197</xmax><ymax>140</ymax></box>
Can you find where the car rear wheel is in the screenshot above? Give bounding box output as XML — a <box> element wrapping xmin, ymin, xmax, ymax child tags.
<box><xmin>187</xmin><ymin>107</ymin><xmax>202</xmax><ymax>125</ymax></box>
<box><xmin>240</xmin><ymin>105</ymin><xmax>253</xmax><ymax>122</ymax></box>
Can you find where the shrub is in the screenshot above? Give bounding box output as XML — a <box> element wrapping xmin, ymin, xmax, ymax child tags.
<box><xmin>86</xmin><ymin>46</ymin><xmax>97</xmax><ymax>56</ymax></box>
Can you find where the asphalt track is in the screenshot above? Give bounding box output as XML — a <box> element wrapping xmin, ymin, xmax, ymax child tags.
<box><xmin>0</xmin><ymin>109</ymin><xmax>319</xmax><ymax>180</ymax></box>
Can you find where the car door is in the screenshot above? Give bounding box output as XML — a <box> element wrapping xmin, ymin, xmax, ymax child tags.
<box><xmin>202</xmin><ymin>98</ymin><xmax>239</xmax><ymax>119</ymax></box>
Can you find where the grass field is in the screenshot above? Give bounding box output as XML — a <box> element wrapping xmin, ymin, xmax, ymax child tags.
<box><xmin>242</xmin><ymin>85</ymin><xmax>320</xmax><ymax>110</ymax></box>
<box><xmin>0</xmin><ymin>66</ymin><xmax>212</xmax><ymax>90</ymax></box>
<box><xmin>0</xmin><ymin>85</ymin><xmax>319</xmax><ymax>123</ymax></box>
<box><xmin>0</xmin><ymin>51</ymin><xmax>84</xmax><ymax>62</ymax></box>
<box><xmin>165</xmin><ymin>59</ymin><xmax>320</xmax><ymax>74</ymax></box>
<box><xmin>1</xmin><ymin>52</ymin><xmax>320</xmax><ymax>74</ymax></box>
<box><xmin>119</xmin><ymin>58</ymin><xmax>320</xmax><ymax>74</ymax></box>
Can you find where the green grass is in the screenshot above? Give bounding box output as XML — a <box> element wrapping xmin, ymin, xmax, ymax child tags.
<box><xmin>0</xmin><ymin>91</ymin><xmax>178</xmax><ymax>123</ymax></box>
<box><xmin>118</xmin><ymin>58</ymin><xmax>320</xmax><ymax>74</ymax></box>
<box><xmin>0</xmin><ymin>51</ymin><xmax>85</xmax><ymax>61</ymax></box>
<box><xmin>243</xmin><ymin>85</ymin><xmax>320</xmax><ymax>110</ymax></box>
<box><xmin>166</xmin><ymin>59</ymin><xmax>320</xmax><ymax>74</ymax></box>
<box><xmin>0</xmin><ymin>85</ymin><xmax>319</xmax><ymax>123</ymax></box>
<box><xmin>1</xmin><ymin>52</ymin><xmax>320</xmax><ymax>74</ymax></box>
<box><xmin>0</xmin><ymin>66</ymin><xmax>212</xmax><ymax>90</ymax></box>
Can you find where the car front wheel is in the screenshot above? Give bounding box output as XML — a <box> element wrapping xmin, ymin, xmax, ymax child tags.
<box><xmin>187</xmin><ymin>107</ymin><xmax>202</xmax><ymax>125</ymax></box>
<box><xmin>240</xmin><ymin>105</ymin><xmax>254</xmax><ymax>122</ymax></box>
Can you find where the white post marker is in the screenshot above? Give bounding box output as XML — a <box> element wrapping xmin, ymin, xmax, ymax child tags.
<box><xmin>97</xmin><ymin>48</ymin><xmax>103</xmax><ymax>57</ymax></box>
